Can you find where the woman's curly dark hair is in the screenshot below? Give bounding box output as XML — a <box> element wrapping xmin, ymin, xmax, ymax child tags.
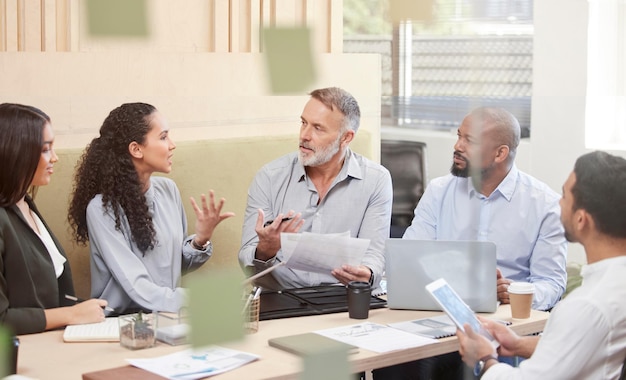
<box><xmin>68</xmin><ymin>103</ymin><xmax>158</xmax><ymax>253</ymax></box>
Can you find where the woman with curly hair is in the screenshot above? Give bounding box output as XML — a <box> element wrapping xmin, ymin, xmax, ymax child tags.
<box><xmin>0</xmin><ymin>103</ymin><xmax>107</xmax><ymax>335</ymax></box>
<box><xmin>68</xmin><ymin>103</ymin><xmax>233</xmax><ymax>314</ymax></box>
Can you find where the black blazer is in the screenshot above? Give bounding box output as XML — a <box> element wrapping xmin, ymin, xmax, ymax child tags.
<box><xmin>0</xmin><ymin>197</ymin><xmax>75</xmax><ymax>335</ymax></box>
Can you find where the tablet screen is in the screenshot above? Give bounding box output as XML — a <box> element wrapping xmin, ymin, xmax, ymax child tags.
<box><xmin>426</xmin><ymin>278</ymin><xmax>498</xmax><ymax>346</ymax></box>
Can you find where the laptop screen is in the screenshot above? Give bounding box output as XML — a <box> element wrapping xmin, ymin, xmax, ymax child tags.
<box><xmin>385</xmin><ymin>239</ymin><xmax>498</xmax><ymax>312</ymax></box>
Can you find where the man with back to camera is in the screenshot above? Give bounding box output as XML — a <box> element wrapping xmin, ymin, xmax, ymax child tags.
<box><xmin>458</xmin><ymin>151</ymin><xmax>626</xmax><ymax>379</ymax></box>
<box><xmin>238</xmin><ymin>87</ymin><xmax>392</xmax><ymax>291</ymax></box>
<box><xmin>374</xmin><ymin>107</ymin><xmax>567</xmax><ymax>379</ymax></box>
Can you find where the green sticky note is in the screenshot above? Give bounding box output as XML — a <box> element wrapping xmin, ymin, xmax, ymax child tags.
<box><xmin>187</xmin><ymin>270</ymin><xmax>245</xmax><ymax>347</ymax></box>
<box><xmin>0</xmin><ymin>327</ymin><xmax>12</xmax><ymax>377</ymax></box>
<box><xmin>86</xmin><ymin>0</ymin><xmax>148</xmax><ymax>37</ymax></box>
<box><xmin>263</xmin><ymin>27</ymin><xmax>316</xmax><ymax>94</ymax></box>
<box><xmin>300</xmin><ymin>345</ymin><xmax>351</xmax><ymax>380</ymax></box>
<box><xmin>389</xmin><ymin>0</ymin><xmax>435</xmax><ymax>24</ymax></box>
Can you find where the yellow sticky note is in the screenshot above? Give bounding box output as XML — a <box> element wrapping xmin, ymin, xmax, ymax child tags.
<box><xmin>187</xmin><ymin>270</ymin><xmax>245</xmax><ymax>347</ymax></box>
<box><xmin>86</xmin><ymin>0</ymin><xmax>148</xmax><ymax>37</ymax></box>
<box><xmin>300</xmin><ymin>345</ymin><xmax>351</xmax><ymax>380</ymax></box>
<box><xmin>263</xmin><ymin>27</ymin><xmax>316</xmax><ymax>94</ymax></box>
<box><xmin>389</xmin><ymin>0</ymin><xmax>435</xmax><ymax>24</ymax></box>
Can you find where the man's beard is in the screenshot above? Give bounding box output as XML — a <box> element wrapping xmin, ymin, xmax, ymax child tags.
<box><xmin>450</xmin><ymin>152</ymin><xmax>495</xmax><ymax>182</ymax></box>
<box><xmin>299</xmin><ymin>133</ymin><xmax>342</xmax><ymax>167</ymax></box>
<box><xmin>450</xmin><ymin>152</ymin><xmax>470</xmax><ymax>177</ymax></box>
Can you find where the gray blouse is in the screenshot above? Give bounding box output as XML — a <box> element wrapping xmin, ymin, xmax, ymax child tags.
<box><xmin>87</xmin><ymin>176</ymin><xmax>210</xmax><ymax>314</ymax></box>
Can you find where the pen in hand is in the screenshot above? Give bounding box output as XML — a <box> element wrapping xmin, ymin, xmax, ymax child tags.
<box><xmin>263</xmin><ymin>217</ymin><xmax>293</xmax><ymax>227</ymax></box>
<box><xmin>65</xmin><ymin>294</ymin><xmax>115</xmax><ymax>312</ymax></box>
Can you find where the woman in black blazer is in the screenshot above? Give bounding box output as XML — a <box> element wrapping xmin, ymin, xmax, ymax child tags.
<box><xmin>0</xmin><ymin>103</ymin><xmax>107</xmax><ymax>335</ymax></box>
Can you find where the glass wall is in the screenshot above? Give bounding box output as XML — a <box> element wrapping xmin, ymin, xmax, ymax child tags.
<box><xmin>344</xmin><ymin>0</ymin><xmax>534</xmax><ymax>137</ymax></box>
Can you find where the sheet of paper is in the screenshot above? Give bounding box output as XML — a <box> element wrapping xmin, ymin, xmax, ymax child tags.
<box><xmin>127</xmin><ymin>345</ymin><xmax>259</xmax><ymax>380</ymax></box>
<box><xmin>280</xmin><ymin>232</ymin><xmax>369</xmax><ymax>273</ymax></box>
<box><xmin>388</xmin><ymin>315</ymin><xmax>456</xmax><ymax>339</ymax></box>
<box><xmin>314</xmin><ymin>322</ymin><xmax>437</xmax><ymax>353</ymax></box>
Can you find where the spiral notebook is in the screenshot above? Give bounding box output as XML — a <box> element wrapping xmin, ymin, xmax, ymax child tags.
<box><xmin>63</xmin><ymin>317</ymin><xmax>120</xmax><ymax>342</ymax></box>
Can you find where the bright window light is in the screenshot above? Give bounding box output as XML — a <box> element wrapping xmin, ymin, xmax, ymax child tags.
<box><xmin>585</xmin><ymin>0</ymin><xmax>626</xmax><ymax>150</ymax></box>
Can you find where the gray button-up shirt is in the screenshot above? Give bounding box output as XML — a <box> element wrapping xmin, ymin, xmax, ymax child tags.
<box><xmin>239</xmin><ymin>149</ymin><xmax>392</xmax><ymax>290</ymax></box>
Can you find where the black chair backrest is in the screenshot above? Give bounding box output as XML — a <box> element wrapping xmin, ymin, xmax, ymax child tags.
<box><xmin>381</xmin><ymin>139</ymin><xmax>427</xmax><ymax>238</ymax></box>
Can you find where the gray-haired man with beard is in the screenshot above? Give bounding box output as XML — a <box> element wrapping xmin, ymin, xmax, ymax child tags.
<box><xmin>374</xmin><ymin>107</ymin><xmax>567</xmax><ymax>380</ymax></box>
<box><xmin>238</xmin><ymin>87</ymin><xmax>392</xmax><ymax>291</ymax></box>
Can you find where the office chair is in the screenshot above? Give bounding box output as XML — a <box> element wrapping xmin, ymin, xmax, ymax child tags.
<box><xmin>380</xmin><ymin>139</ymin><xmax>427</xmax><ymax>238</ymax></box>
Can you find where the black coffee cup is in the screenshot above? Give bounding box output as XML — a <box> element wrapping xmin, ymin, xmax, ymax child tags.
<box><xmin>347</xmin><ymin>281</ymin><xmax>371</xmax><ymax>319</ymax></box>
<box><xmin>8</xmin><ymin>336</ymin><xmax>18</xmax><ymax>375</ymax></box>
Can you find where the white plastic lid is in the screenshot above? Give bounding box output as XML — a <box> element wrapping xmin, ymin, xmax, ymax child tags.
<box><xmin>508</xmin><ymin>282</ymin><xmax>535</xmax><ymax>294</ymax></box>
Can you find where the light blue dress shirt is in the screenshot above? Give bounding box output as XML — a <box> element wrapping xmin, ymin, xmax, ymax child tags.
<box><xmin>239</xmin><ymin>149</ymin><xmax>392</xmax><ymax>290</ymax></box>
<box><xmin>403</xmin><ymin>165</ymin><xmax>567</xmax><ymax>310</ymax></box>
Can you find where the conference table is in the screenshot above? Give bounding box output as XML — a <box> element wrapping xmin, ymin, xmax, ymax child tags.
<box><xmin>16</xmin><ymin>305</ymin><xmax>548</xmax><ymax>380</ymax></box>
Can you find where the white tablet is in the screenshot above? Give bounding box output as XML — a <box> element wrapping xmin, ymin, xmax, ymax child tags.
<box><xmin>425</xmin><ymin>278</ymin><xmax>498</xmax><ymax>348</ymax></box>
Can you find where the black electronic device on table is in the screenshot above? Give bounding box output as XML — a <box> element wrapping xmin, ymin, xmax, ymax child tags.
<box><xmin>259</xmin><ymin>285</ymin><xmax>387</xmax><ymax>321</ymax></box>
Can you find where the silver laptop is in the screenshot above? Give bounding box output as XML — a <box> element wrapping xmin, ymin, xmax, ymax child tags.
<box><xmin>385</xmin><ymin>239</ymin><xmax>498</xmax><ymax>312</ymax></box>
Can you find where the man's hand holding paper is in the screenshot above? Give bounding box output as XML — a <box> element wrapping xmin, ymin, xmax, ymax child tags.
<box><xmin>280</xmin><ymin>232</ymin><xmax>371</xmax><ymax>284</ymax></box>
<box><xmin>331</xmin><ymin>264</ymin><xmax>372</xmax><ymax>285</ymax></box>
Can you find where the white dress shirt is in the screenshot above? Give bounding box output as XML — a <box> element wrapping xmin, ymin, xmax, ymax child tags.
<box><xmin>484</xmin><ymin>256</ymin><xmax>626</xmax><ymax>379</ymax></box>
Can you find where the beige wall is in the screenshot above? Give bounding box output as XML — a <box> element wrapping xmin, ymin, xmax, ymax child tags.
<box><xmin>0</xmin><ymin>0</ymin><xmax>381</xmax><ymax>158</ymax></box>
<box><xmin>0</xmin><ymin>51</ymin><xmax>381</xmax><ymax>159</ymax></box>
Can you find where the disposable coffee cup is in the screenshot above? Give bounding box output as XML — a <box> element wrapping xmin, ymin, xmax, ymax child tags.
<box><xmin>347</xmin><ymin>281</ymin><xmax>371</xmax><ymax>319</ymax></box>
<box><xmin>508</xmin><ymin>282</ymin><xmax>534</xmax><ymax>319</ymax></box>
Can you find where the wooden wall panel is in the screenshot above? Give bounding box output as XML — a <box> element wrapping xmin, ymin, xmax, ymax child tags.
<box><xmin>272</xmin><ymin>0</ymin><xmax>297</xmax><ymax>27</ymax></box>
<box><xmin>230</xmin><ymin>0</ymin><xmax>240</xmax><ymax>51</ymax></box>
<box><xmin>249</xmin><ymin>0</ymin><xmax>261</xmax><ymax>52</ymax></box>
<box><xmin>212</xmin><ymin>0</ymin><xmax>230</xmax><ymax>52</ymax></box>
<box><xmin>4</xmin><ymin>0</ymin><xmax>19</xmax><ymax>51</ymax></box>
<box><xmin>0</xmin><ymin>0</ymin><xmax>5</xmax><ymax>50</ymax></box>
<box><xmin>1</xmin><ymin>0</ymin><xmax>340</xmax><ymax>53</ymax></box>
<box><xmin>23</xmin><ymin>0</ymin><xmax>41</xmax><ymax>51</ymax></box>
<box><xmin>54</xmin><ymin>0</ymin><xmax>69</xmax><ymax>51</ymax></box>
<box><xmin>42</xmin><ymin>0</ymin><xmax>56</xmax><ymax>51</ymax></box>
<box><xmin>329</xmin><ymin>0</ymin><xmax>342</xmax><ymax>52</ymax></box>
